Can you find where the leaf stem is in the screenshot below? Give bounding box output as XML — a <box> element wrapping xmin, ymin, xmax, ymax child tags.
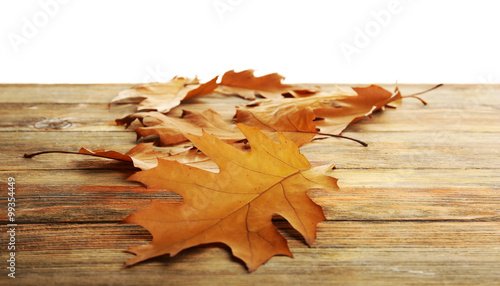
<box><xmin>316</xmin><ymin>133</ymin><xmax>368</xmax><ymax>147</ymax></box>
<box><xmin>24</xmin><ymin>150</ymin><xmax>81</xmax><ymax>158</ymax></box>
<box><xmin>403</xmin><ymin>84</ymin><xmax>443</xmax><ymax>105</ymax></box>
<box><xmin>23</xmin><ymin>150</ymin><xmax>131</xmax><ymax>163</ymax></box>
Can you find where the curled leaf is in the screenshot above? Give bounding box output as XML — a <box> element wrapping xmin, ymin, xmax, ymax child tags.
<box><xmin>112</xmin><ymin>76</ymin><xmax>218</xmax><ymax>113</ymax></box>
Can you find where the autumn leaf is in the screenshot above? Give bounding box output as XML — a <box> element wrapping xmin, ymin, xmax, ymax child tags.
<box><xmin>215</xmin><ymin>69</ymin><xmax>290</xmax><ymax>100</ymax></box>
<box><xmin>183</xmin><ymin>76</ymin><xmax>219</xmax><ymax>101</ymax></box>
<box><xmin>23</xmin><ymin>143</ymin><xmax>167</xmax><ymax>170</ymax></box>
<box><xmin>239</xmin><ymin>85</ymin><xmax>357</xmax><ymax>113</ymax></box>
<box><xmin>116</xmin><ymin>109</ymin><xmax>242</xmax><ymax>146</ymax></box>
<box><xmin>76</xmin><ymin>143</ymin><xmax>175</xmax><ymax>170</ymax></box>
<box><xmin>112</xmin><ymin>76</ymin><xmax>196</xmax><ymax>104</ymax></box>
<box><xmin>122</xmin><ymin>124</ymin><xmax>338</xmax><ymax>271</ymax></box>
<box><xmin>242</xmin><ymin>85</ymin><xmax>402</xmax><ymax>135</ymax></box>
<box><xmin>215</xmin><ymin>69</ymin><xmax>318</xmax><ymax>100</ymax></box>
<box><xmin>112</xmin><ymin>76</ymin><xmax>218</xmax><ymax>113</ymax></box>
<box><xmin>79</xmin><ymin>144</ymin><xmax>213</xmax><ymax>169</ymax></box>
<box><xmin>314</xmin><ymin>85</ymin><xmax>402</xmax><ymax>134</ymax></box>
<box><xmin>117</xmin><ymin>107</ymin><xmax>322</xmax><ymax>147</ymax></box>
<box><xmin>235</xmin><ymin>105</ymin><xmax>318</xmax><ymax>147</ymax></box>
<box><xmin>24</xmin><ymin>143</ymin><xmax>211</xmax><ymax>170</ymax></box>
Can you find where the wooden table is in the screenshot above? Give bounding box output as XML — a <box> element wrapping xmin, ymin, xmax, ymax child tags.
<box><xmin>1</xmin><ymin>84</ymin><xmax>499</xmax><ymax>285</ymax></box>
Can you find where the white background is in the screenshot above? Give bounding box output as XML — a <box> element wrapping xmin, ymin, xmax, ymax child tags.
<box><xmin>1</xmin><ymin>0</ymin><xmax>499</xmax><ymax>84</ymax></box>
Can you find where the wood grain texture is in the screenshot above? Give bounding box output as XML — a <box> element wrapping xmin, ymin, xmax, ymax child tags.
<box><xmin>1</xmin><ymin>84</ymin><xmax>499</xmax><ymax>285</ymax></box>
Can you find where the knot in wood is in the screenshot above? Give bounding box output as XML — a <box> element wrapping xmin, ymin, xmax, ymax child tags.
<box><xmin>34</xmin><ymin>118</ymin><xmax>73</xmax><ymax>130</ymax></box>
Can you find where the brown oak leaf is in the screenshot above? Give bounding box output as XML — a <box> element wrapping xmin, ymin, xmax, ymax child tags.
<box><xmin>78</xmin><ymin>143</ymin><xmax>164</xmax><ymax>170</ymax></box>
<box><xmin>122</xmin><ymin>124</ymin><xmax>338</xmax><ymax>271</ymax></box>
<box><xmin>78</xmin><ymin>143</ymin><xmax>210</xmax><ymax>170</ymax></box>
<box><xmin>116</xmin><ymin>109</ymin><xmax>241</xmax><ymax>146</ymax></box>
<box><xmin>314</xmin><ymin>85</ymin><xmax>402</xmax><ymax>134</ymax></box>
<box><xmin>216</xmin><ymin>69</ymin><xmax>290</xmax><ymax>100</ymax></box>
<box><xmin>235</xmin><ymin>105</ymin><xmax>318</xmax><ymax>147</ymax></box>
<box><xmin>117</xmin><ymin>108</ymin><xmax>318</xmax><ymax>147</ymax></box>
<box><xmin>216</xmin><ymin>69</ymin><xmax>317</xmax><ymax>100</ymax></box>
<box><xmin>112</xmin><ymin>76</ymin><xmax>218</xmax><ymax>113</ymax></box>
<box><xmin>242</xmin><ymin>85</ymin><xmax>402</xmax><ymax>135</ymax></box>
<box><xmin>23</xmin><ymin>144</ymin><xmax>169</xmax><ymax>170</ymax></box>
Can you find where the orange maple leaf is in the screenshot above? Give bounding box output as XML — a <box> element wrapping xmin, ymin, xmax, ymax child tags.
<box><xmin>122</xmin><ymin>124</ymin><xmax>338</xmax><ymax>271</ymax></box>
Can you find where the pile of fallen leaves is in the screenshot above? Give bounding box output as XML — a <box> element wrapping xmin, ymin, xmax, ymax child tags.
<box><xmin>25</xmin><ymin>69</ymin><xmax>440</xmax><ymax>272</ymax></box>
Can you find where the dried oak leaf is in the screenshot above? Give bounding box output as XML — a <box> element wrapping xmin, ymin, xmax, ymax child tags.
<box><xmin>235</xmin><ymin>105</ymin><xmax>318</xmax><ymax>147</ymax></box>
<box><xmin>112</xmin><ymin>76</ymin><xmax>218</xmax><ymax>113</ymax></box>
<box><xmin>216</xmin><ymin>69</ymin><xmax>289</xmax><ymax>100</ymax></box>
<box><xmin>79</xmin><ymin>143</ymin><xmax>209</xmax><ymax>170</ymax></box>
<box><xmin>117</xmin><ymin>108</ymin><xmax>318</xmax><ymax>147</ymax></box>
<box><xmin>122</xmin><ymin>124</ymin><xmax>338</xmax><ymax>272</ymax></box>
<box><xmin>216</xmin><ymin>69</ymin><xmax>317</xmax><ymax>100</ymax></box>
<box><xmin>242</xmin><ymin>85</ymin><xmax>401</xmax><ymax>135</ymax></box>
<box><xmin>116</xmin><ymin>109</ymin><xmax>241</xmax><ymax>146</ymax></box>
<box><xmin>314</xmin><ymin>85</ymin><xmax>402</xmax><ymax>134</ymax></box>
<box><xmin>79</xmin><ymin>143</ymin><xmax>163</xmax><ymax>170</ymax></box>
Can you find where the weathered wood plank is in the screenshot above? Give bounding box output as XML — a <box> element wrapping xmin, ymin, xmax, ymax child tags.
<box><xmin>3</xmin><ymin>166</ymin><xmax>498</xmax><ymax>189</ymax></box>
<box><xmin>1</xmin><ymin>222</ymin><xmax>499</xmax><ymax>285</ymax></box>
<box><xmin>1</xmin><ymin>185</ymin><xmax>498</xmax><ymax>223</ymax></box>
<box><xmin>0</xmin><ymin>84</ymin><xmax>498</xmax><ymax>285</ymax></box>
<box><xmin>3</xmin><ymin>129</ymin><xmax>500</xmax><ymax>170</ymax></box>
<box><xmin>2</xmin><ymin>108</ymin><xmax>499</xmax><ymax>132</ymax></box>
<box><xmin>10</xmin><ymin>221</ymin><xmax>499</xmax><ymax>251</ymax></box>
<box><xmin>0</xmin><ymin>84</ymin><xmax>133</xmax><ymax>103</ymax></box>
<box><xmin>8</xmin><ymin>247</ymin><xmax>500</xmax><ymax>285</ymax></box>
<box><xmin>2</xmin><ymin>84</ymin><xmax>499</xmax><ymax>133</ymax></box>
